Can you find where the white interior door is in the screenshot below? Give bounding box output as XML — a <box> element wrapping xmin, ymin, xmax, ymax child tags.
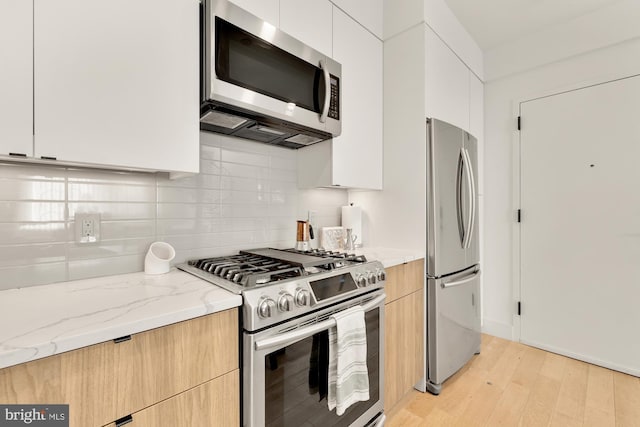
<box><xmin>520</xmin><ymin>74</ymin><xmax>640</xmax><ymax>376</ymax></box>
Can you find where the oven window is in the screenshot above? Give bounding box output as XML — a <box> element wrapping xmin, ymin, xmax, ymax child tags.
<box><xmin>264</xmin><ymin>310</ymin><xmax>380</xmax><ymax>427</ymax></box>
<box><xmin>215</xmin><ymin>17</ymin><xmax>325</xmax><ymax>114</ymax></box>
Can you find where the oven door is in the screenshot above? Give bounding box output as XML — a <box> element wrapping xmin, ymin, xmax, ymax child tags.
<box><xmin>244</xmin><ymin>291</ymin><xmax>386</xmax><ymax>427</ymax></box>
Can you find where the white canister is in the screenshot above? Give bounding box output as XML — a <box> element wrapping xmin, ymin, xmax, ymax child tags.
<box><xmin>144</xmin><ymin>242</ymin><xmax>176</xmax><ymax>274</ymax></box>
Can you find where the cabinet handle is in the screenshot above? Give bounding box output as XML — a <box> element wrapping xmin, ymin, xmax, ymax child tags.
<box><xmin>8</xmin><ymin>152</ymin><xmax>27</xmax><ymax>157</ymax></box>
<box><xmin>115</xmin><ymin>414</ymin><xmax>133</xmax><ymax>427</ymax></box>
<box><xmin>40</xmin><ymin>156</ymin><xmax>57</xmax><ymax>161</ymax></box>
<box><xmin>113</xmin><ymin>335</ymin><xmax>132</xmax><ymax>344</ymax></box>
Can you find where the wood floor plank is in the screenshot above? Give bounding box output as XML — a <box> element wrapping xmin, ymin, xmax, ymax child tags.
<box><xmin>386</xmin><ymin>408</ymin><xmax>424</xmax><ymax>427</ymax></box>
<box><xmin>613</xmin><ymin>371</ymin><xmax>640</xmax><ymax>427</ymax></box>
<box><xmin>518</xmin><ymin>376</ymin><xmax>562</xmax><ymax>427</ymax></box>
<box><xmin>554</xmin><ymin>357</ymin><xmax>588</xmax><ymax>421</ymax></box>
<box><xmin>510</xmin><ymin>345</ymin><xmax>547</xmax><ymax>389</ymax></box>
<box><xmin>484</xmin><ymin>381</ymin><xmax>531</xmax><ymax>426</ymax></box>
<box><xmin>539</xmin><ymin>352</ymin><xmax>568</xmax><ymax>382</ymax></box>
<box><xmin>549</xmin><ymin>411</ymin><xmax>583</xmax><ymax>427</ymax></box>
<box><xmin>584</xmin><ymin>364</ymin><xmax>615</xmax><ymax>427</ymax></box>
<box><xmin>485</xmin><ymin>341</ymin><xmax>527</xmax><ymax>391</ymax></box>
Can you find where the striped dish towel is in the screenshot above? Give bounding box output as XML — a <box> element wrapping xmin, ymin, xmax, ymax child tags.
<box><xmin>328</xmin><ymin>305</ymin><xmax>370</xmax><ymax>415</ymax></box>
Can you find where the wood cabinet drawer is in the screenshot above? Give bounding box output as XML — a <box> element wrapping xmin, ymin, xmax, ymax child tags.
<box><xmin>115</xmin><ymin>369</ymin><xmax>240</xmax><ymax>427</ymax></box>
<box><xmin>0</xmin><ymin>309</ymin><xmax>238</xmax><ymax>427</ymax></box>
<box><xmin>113</xmin><ymin>308</ymin><xmax>238</xmax><ymax>418</ymax></box>
<box><xmin>385</xmin><ymin>259</ymin><xmax>424</xmax><ymax>303</ymax></box>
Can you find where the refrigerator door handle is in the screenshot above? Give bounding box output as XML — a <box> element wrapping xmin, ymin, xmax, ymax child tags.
<box><xmin>441</xmin><ymin>270</ymin><xmax>481</xmax><ymax>288</ymax></box>
<box><xmin>456</xmin><ymin>149</ymin><xmax>466</xmax><ymax>247</ymax></box>
<box><xmin>462</xmin><ymin>148</ymin><xmax>475</xmax><ymax>249</ymax></box>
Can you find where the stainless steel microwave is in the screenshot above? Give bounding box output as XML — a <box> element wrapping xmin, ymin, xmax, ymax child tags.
<box><xmin>201</xmin><ymin>0</ymin><xmax>342</xmax><ymax>148</ymax></box>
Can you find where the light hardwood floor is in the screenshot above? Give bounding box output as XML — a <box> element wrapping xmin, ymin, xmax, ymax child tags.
<box><xmin>387</xmin><ymin>334</ymin><xmax>640</xmax><ymax>427</ymax></box>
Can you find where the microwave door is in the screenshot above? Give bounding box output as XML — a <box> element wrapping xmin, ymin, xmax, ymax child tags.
<box><xmin>204</xmin><ymin>0</ymin><xmax>341</xmax><ymax>137</ymax></box>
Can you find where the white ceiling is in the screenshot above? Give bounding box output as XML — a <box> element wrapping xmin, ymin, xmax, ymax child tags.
<box><xmin>443</xmin><ymin>0</ymin><xmax>625</xmax><ymax>50</ymax></box>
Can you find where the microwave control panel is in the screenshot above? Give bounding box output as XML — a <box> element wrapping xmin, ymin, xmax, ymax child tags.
<box><xmin>328</xmin><ymin>76</ymin><xmax>340</xmax><ymax>120</ymax></box>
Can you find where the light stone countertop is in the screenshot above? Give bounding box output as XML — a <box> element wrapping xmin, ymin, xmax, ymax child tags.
<box><xmin>0</xmin><ymin>269</ymin><xmax>241</xmax><ymax>370</ymax></box>
<box><xmin>353</xmin><ymin>247</ymin><xmax>425</xmax><ymax>268</ymax></box>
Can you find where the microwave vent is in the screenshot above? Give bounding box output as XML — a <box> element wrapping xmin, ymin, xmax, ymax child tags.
<box><xmin>201</xmin><ymin>110</ymin><xmax>248</xmax><ymax>129</ymax></box>
<box><xmin>285</xmin><ymin>134</ymin><xmax>323</xmax><ymax>145</ymax></box>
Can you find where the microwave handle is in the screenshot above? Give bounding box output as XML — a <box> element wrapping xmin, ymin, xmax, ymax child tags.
<box><xmin>254</xmin><ymin>293</ymin><xmax>386</xmax><ymax>352</ymax></box>
<box><xmin>319</xmin><ymin>60</ymin><xmax>330</xmax><ymax>123</ymax></box>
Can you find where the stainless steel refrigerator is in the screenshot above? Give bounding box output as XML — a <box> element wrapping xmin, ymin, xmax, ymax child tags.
<box><xmin>418</xmin><ymin>118</ymin><xmax>481</xmax><ymax>395</ymax></box>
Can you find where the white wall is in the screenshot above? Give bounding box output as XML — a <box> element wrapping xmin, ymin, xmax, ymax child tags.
<box><xmin>483</xmin><ymin>36</ymin><xmax>640</xmax><ymax>339</ymax></box>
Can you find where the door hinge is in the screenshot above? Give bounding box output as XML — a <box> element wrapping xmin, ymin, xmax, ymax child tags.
<box><xmin>517</xmin><ymin>116</ymin><xmax>521</xmax><ymax>130</ymax></box>
<box><xmin>517</xmin><ymin>209</ymin><xmax>521</xmax><ymax>223</ymax></box>
<box><xmin>517</xmin><ymin>301</ymin><xmax>521</xmax><ymax>316</ymax></box>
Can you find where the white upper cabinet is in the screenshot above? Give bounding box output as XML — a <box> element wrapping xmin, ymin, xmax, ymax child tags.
<box><xmin>298</xmin><ymin>7</ymin><xmax>383</xmax><ymax>190</ymax></box>
<box><xmin>469</xmin><ymin>72</ymin><xmax>483</xmax><ymax>142</ymax></box>
<box><xmin>0</xmin><ymin>0</ymin><xmax>33</xmax><ymax>158</ymax></box>
<box><xmin>280</xmin><ymin>0</ymin><xmax>333</xmax><ymax>56</ymax></box>
<box><xmin>425</xmin><ymin>25</ymin><xmax>470</xmax><ymax>132</ymax></box>
<box><xmin>332</xmin><ymin>8</ymin><xmax>382</xmax><ymax>189</ymax></box>
<box><xmin>330</xmin><ymin>0</ymin><xmax>383</xmax><ymax>39</ymax></box>
<box><xmin>33</xmin><ymin>0</ymin><xmax>199</xmax><ymax>173</ymax></box>
<box><xmin>230</xmin><ymin>0</ymin><xmax>279</xmax><ymax>26</ymax></box>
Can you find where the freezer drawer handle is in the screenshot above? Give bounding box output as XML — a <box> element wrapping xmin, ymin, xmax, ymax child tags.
<box><xmin>441</xmin><ymin>270</ymin><xmax>481</xmax><ymax>289</ymax></box>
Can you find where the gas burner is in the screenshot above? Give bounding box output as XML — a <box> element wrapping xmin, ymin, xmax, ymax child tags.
<box><xmin>188</xmin><ymin>254</ymin><xmax>304</xmax><ymax>287</ymax></box>
<box><xmin>283</xmin><ymin>248</ymin><xmax>367</xmax><ymax>263</ymax></box>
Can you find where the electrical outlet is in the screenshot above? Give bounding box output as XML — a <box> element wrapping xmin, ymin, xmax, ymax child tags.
<box><xmin>76</xmin><ymin>213</ymin><xmax>101</xmax><ymax>244</ymax></box>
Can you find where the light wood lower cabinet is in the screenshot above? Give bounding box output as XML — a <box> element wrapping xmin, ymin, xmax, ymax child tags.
<box><xmin>119</xmin><ymin>369</ymin><xmax>239</xmax><ymax>427</ymax></box>
<box><xmin>0</xmin><ymin>309</ymin><xmax>239</xmax><ymax>427</ymax></box>
<box><xmin>384</xmin><ymin>260</ymin><xmax>424</xmax><ymax>413</ymax></box>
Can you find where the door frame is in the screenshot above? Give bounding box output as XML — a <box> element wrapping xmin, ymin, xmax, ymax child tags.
<box><xmin>511</xmin><ymin>71</ymin><xmax>640</xmax><ymax>342</ymax></box>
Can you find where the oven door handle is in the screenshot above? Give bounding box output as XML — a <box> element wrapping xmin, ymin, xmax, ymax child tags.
<box><xmin>254</xmin><ymin>293</ymin><xmax>386</xmax><ymax>352</ymax></box>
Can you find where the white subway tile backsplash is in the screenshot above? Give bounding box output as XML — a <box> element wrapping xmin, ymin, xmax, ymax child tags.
<box><xmin>0</xmin><ymin>202</ymin><xmax>67</xmax><ymax>222</ymax></box>
<box><xmin>0</xmin><ymin>222</ymin><xmax>67</xmax><ymax>244</ymax></box>
<box><xmin>0</xmin><ymin>262</ymin><xmax>67</xmax><ymax>290</ymax></box>
<box><xmin>68</xmin><ymin>254</ymin><xmax>145</xmax><ymax>281</ymax></box>
<box><xmin>0</xmin><ymin>180</ymin><xmax>65</xmax><ymax>201</ymax></box>
<box><xmin>157</xmin><ymin>187</ymin><xmax>221</xmax><ymax>204</ymax></box>
<box><xmin>68</xmin><ymin>183</ymin><xmax>156</xmax><ymax>202</ymax></box>
<box><xmin>0</xmin><ymin>133</ymin><xmax>348</xmax><ymax>289</ymax></box>
<box><xmin>68</xmin><ymin>202</ymin><xmax>156</xmax><ymax>220</ymax></box>
<box><xmin>0</xmin><ymin>243</ymin><xmax>67</xmax><ymax>267</ymax></box>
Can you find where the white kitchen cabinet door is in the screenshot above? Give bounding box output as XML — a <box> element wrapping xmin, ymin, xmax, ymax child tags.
<box><xmin>330</xmin><ymin>0</ymin><xmax>383</xmax><ymax>39</ymax></box>
<box><xmin>0</xmin><ymin>0</ymin><xmax>33</xmax><ymax>158</ymax></box>
<box><xmin>230</xmin><ymin>0</ymin><xmax>279</xmax><ymax>26</ymax></box>
<box><xmin>34</xmin><ymin>0</ymin><xmax>199</xmax><ymax>174</ymax></box>
<box><xmin>425</xmin><ymin>25</ymin><xmax>469</xmax><ymax>133</ymax></box>
<box><xmin>332</xmin><ymin>8</ymin><xmax>382</xmax><ymax>189</ymax></box>
<box><xmin>280</xmin><ymin>0</ymin><xmax>332</xmax><ymax>56</ymax></box>
<box><xmin>300</xmin><ymin>7</ymin><xmax>383</xmax><ymax>190</ymax></box>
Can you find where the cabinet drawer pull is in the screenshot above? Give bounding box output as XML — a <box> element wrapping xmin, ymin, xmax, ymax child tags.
<box><xmin>113</xmin><ymin>335</ymin><xmax>132</xmax><ymax>344</ymax></box>
<box><xmin>40</xmin><ymin>156</ymin><xmax>57</xmax><ymax>160</ymax></box>
<box><xmin>8</xmin><ymin>152</ymin><xmax>27</xmax><ymax>157</ymax></box>
<box><xmin>115</xmin><ymin>414</ymin><xmax>133</xmax><ymax>427</ymax></box>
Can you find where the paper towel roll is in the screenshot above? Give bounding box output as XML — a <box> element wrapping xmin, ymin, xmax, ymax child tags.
<box><xmin>341</xmin><ymin>205</ymin><xmax>362</xmax><ymax>247</ymax></box>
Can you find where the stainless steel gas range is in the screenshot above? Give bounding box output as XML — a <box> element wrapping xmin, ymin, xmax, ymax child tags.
<box><xmin>178</xmin><ymin>248</ymin><xmax>387</xmax><ymax>427</ymax></box>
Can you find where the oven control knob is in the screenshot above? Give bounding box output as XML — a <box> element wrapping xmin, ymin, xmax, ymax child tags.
<box><xmin>294</xmin><ymin>288</ymin><xmax>310</xmax><ymax>307</ymax></box>
<box><xmin>278</xmin><ymin>292</ymin><xmax>295</xmax><ymax>312</ymax></box>
<box><xmin>377</xmin><ymin>269</ymin><xmax>386</xmax><ymax>282</ymax></box>
<box><xmin>357</xmin><ymin>274</ymin><xmax>367</xmax><ymax>287</ymax></box>
<box><xmin>368</xmin><ymin>271</ymin><xmax>377</xmax><ymax>285</ymax></box>
<box><xmin>258</xmin><ymin>297</ymin><xmax>276</xmax><ymax>319</ymax></box>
